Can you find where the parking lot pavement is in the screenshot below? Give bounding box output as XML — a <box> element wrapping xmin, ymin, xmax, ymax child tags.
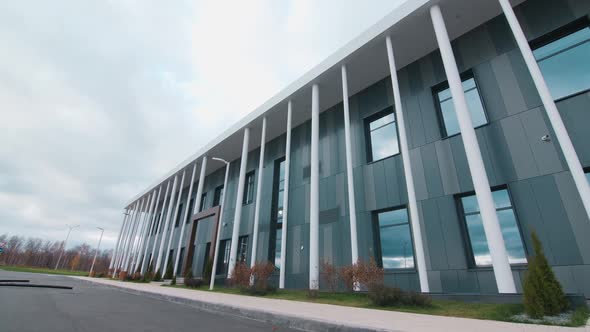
<box><xmin>0</xmin><ymin>270</ymin><xmax>299</xmax><ymax>332</ymax></box>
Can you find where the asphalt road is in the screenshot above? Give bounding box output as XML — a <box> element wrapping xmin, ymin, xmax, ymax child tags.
<box><xmin>0</xmin><ymin>270</ymin><xmax>300</xmax><ymax>332</ymax></box>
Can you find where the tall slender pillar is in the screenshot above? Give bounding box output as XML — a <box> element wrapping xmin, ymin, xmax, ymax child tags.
<box><xmin>133</xmin><ymin>190</ymin><xmax>156</xmax><ymax>272</ymax></box>
<box><xmin>150</xmin><ymin>180</ymin><xmax>171</xmax><ymax>270</ymax></box>
<box><xmin>385</xmin><ymin>37</ymin><xmax>430</xmax><ymax>292</ymax></box>
<box><xmin>174</xmin><ymin>163</ymin><xmax>198</xmax><ymax>276</ymax></box>
<box><xmin>142</xmin><ymin>186</ymin><xmax>162</xmax><ymax>273</ymax></box>
<box><xmin>498</xmin><ymin>0</ymin><xmax>590</xmax><ymax>221</ymax></box>
<box><xmin>210</xmin><ymin>161</ymin><xmax>231</xmax><ymax>290</ymax></box>
<box><xmin>430</xmin><ymin>4</ymin><xmax>516</xmax><ymax>293</ymax></box>
<box><xmin>115</xmin><ymin>202</ymin><xmax>137</xmax><ymax>272</ymax></box>
<box><xmin>341</xmin><ymin>65</ymin><xmax>359</xmax><ymax>267</ymax></box>
<box><xmin>193</xmin><ymin>157</ymin><xmax>208</xmax><ymax>214</ymax></box>
<box><xmin>156</xmin><ymin>175</ymin><xmax>179</xmax><ymax>276</ymax></box>
<box><xmin>228</xmin><ymin>128</ymin><xmax>250</xmax><ymax>278</ymax></box>
<box><xmin>109</xmin><ymin>209</ymin><xmax>129</xmax><ymax>272</ymax></box>
<box><xmin>309</xmin><ymin>84</ymin><xmax>320</xmax><ymax>290</ymax></box>
<box><xmin>114</xmin><ymin>202</ymin><xmax>136</xmax><ymax>273</ymax></box>
<box><xmin>122</xmin><ymin>198</ymin><xmax>145</xmax><ymax>272</ymax></box>
<box><xmin>251</xmin><ymin>118</ymin><xmax>267</xmax><ymax>269</ymax></box>
<box><xmin>130</xmin><ymin>193</ymin><xmax>151</xmax><ymax>272</ymax></box>
<box><xmin>163</xmin><ymin>169</ymin><xmax>186</xmax><ymax>275</ymax></box>
<box><xmin>279</xmin><ymin>103</ymin><xmax>292</xmax><ymax>288</ymax></box>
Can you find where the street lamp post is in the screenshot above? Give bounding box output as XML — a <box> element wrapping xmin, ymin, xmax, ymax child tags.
<box><xmin>210</xmin><ymin>157</ymin><xmax>230</xmax><ymax>290</ymax></box>
<box><xmin>54</xmin><ymin>224</ymin><xmax>80</xmax><ymax>270</ymax></box>
<box><xmin>89</xmin><ymin>227</ymin><xmax>104</xmax><ymax>276</ymax></box>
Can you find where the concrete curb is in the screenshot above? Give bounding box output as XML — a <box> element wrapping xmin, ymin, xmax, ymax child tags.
<box><xmin>75</xmin><ymin>278</ymin><xmax>391</xmax><ymax>332</ymax></box>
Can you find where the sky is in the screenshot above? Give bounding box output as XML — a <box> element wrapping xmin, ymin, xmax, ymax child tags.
<box><xmin>0</xmin><ymin>0</ymin><xmax>404</xmax><ymax>250</ymax></box>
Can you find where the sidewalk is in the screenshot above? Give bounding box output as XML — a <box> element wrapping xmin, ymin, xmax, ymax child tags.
<box><xmin>72</xmin><ymin>277</ymin><xmax>588</xmax><ymax>332</ymax></box>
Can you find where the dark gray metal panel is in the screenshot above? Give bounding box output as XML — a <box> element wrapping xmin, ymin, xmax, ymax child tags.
<box><xmin>456</xmin><ymin>270</ymin><xmax>480</xmax><ymax>293</ymax></box>
<box><xmin>486</xmin><ymin>15</ymin><xmax>516</xmax><ymax>55</ymax></box>
<box><xmin>476</xmin><ymin>270</ymin><xmax>498</xmax><ymax>294</ymax></box>
<box><xmin>529</xmin><ymin>175</ymin><xmax>583</xmax><ymax>265</ymax></box>
<box><xmin>421</xmin><ymin>143</ymin><xmax>444</xmax><ymax>199</ymax></box>
<box><xmin>416</xmin><ymin>200</ymin><xmax>433</xmax><ymax>270</ymax></box>
<box><xmin>406</xmin><ymin>61</ymin><xmax>423</xmax><ymax>96</ymax></box>
<box><xmin>363</xmin><ymin>164</ymin><xmax>376</xmax><ymax>211</ymax></box>
<box><xmin>566</xmin><ymin>0</ymin><xmax>590</xmax><ymax>16</ymax></box>
<box><xmin>435</xmin><ymin>140</ymin><xmax>461</xmax><ymax>195</ymax></box>
<box><xmin>384</xmin><ymin>157</ymin><xmax>402</xmax><ymax>207</ymax></box>
<box><xmin>554</xmin><ymin>172</ymin><xmax>590</xmax><ymax>264</ymax></box>
<box><xmin>473</xmin><ymin>61</ymin><xmax>508</xmax><ymax>122</ymax></box>
<box><xmin>499</xmin><ymin>116</ymin><xmax>539</xmax><ymax>180</ymax></box>
<box><xmin>405</xmin><ymin>94</ymin><xmax>427</xmax><ymax>149</ymax></box>
<box><xmin>553</xmin><ymin>265</ymin><xmax>580</xmax><ymax>294</ymax></box>
<box><xmin>449</xmin><ymin>136</ymin><xmax>474</xmax><ymax>192</ymax></box>
<box><xmin>440</xmin><ymin>270</ymin><xmax>460</xmax><ymax>293</ymax></box>
<box><xmin>409</xmin><ymin>148</ymin><xmax>429</xmax><ymax>200</ymax></box>
<box><xmin>436</xmin><ymin>196</ymin><xmax>468</xmax><ymax>270</ymax></box>
<box><xmin>420</xmin><ymin>199</ymin><xmax>449</xmax><ymax>271</ymax></box>
<box><xmin>456</xmin><ymin>23</ymin><xmax>497</xmax><ymax>70</ymax></box>
<box><xmin>490</xmin><ymin>53</ymin><xmax>528</xmax><ymax>116</ymax></box>
<box><xmin>417</xmin><ymin>88</ymin><xmax>442</xmax><ymax>144</ymax></box>
<box><xmin>482</xmin><ymin>122</ymin><xmax>518</xmax><ymax>185</ymax></box>
<box><xmin>506</xmin><ymin>49</ymin><xmax>543</xmax><ymax>111</ymax></box>
<box><xmin>517</xmin><ymin>0</ymin><xmax>574</xmax><ymax>40</ymax></box>
<box><xmin>557</xmin><ymin>92</ymin><xmax>590</xmax><ymax>166</ymax></box>
<box><xmin>372</xmin><ymin>160</ymin><xmax>389</xmax><ymax>210</ymax></box>
<box><xmin>519</xmin><ymin>107</ymin><xmax>566</xmax><ymax>175</ymax></box>
<box><xmin>395</xmin><ymin>157</ymin><xmax>408</xmax><ymax>204</ymax></box>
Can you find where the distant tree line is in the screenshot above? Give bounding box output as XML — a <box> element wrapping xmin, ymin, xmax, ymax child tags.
<box><xmin>0</xmin><ymin>233</ymin><xmax>112</xmax><ymax>273</ymax></box>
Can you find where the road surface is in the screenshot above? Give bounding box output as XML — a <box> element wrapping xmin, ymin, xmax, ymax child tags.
<box><xmin>0</xmin><ymin>269</ymin><xmax>299</xmax><ymax>332</ymax></box>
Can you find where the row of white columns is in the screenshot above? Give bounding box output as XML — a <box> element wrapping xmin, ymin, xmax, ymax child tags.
<box><xmin>111</xmin><ymin>1</ymin><xmax>589</xmax><ymax>294</ymax></box>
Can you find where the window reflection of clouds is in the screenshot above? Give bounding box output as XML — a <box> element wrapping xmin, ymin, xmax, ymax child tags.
<box><xmin>377</xmin><ymin>208</ymin><xmax>415</xmax><ymax>269</ymax></box>
<box><xmin>461</xmin><ymin>189</ymin><xmax>527</xmax><ymax>267</ymax></box>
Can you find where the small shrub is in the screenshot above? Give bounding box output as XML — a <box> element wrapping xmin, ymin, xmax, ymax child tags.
<box><xmin>523</xmin><ymin>231</ymin><xmax>568</xmax><ymax>318</ymax></box>
<box><xmin>152</xmin><ymin>269</ymin><xmax>162</xmax><ymax>282</ymax></box>
<box><xmin>164</xmin><ymin>262</ymin><xmax>174</xmax><ymax>280</ymax></box>
<box><xmin>338</xmin><ymin>258</ymin><xmax>384</xmax><ymax>292</ymax></box>
<box><xmin>320</xmin><ymin>260</ymin><xmax>339</xmax><ymax>293</ymax></box>
<box><xmin>185</xmin><ymin>278</ymin><xmax>203</xmax><ymax>288</ymax></box>
<box><xmin>250</xmin><ymin>261</ymin><xmax>275</xmax><ymax>294</ymax></box>
<box><xmin>230</xmin><ymin>262</ymin><xmax>251</xmax><ymax>290</ymax></box>
<box><xmin>368</xmin><ymin>284</ymin><xmax>404</xmax><ymax>306</ymax></box>
<box><xmin>403</xmin><ymin>291</ymin><xmax>432</xmax><ymax>307</ymax></box>
<box><xmin>338</xmin><ymin>264</ymin><xmax>356</xmax><ymax>291</ymax></box>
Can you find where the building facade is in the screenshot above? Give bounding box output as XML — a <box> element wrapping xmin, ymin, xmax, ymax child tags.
<box><xmin>110</xmin><ymin>0</ymin><xmax>590</xmax><ymax>298</ymax></box>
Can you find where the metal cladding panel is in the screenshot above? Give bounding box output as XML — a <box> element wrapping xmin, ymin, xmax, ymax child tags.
<box><xmin>421</xmin><ymin>143</ymin><xmax>445</xmax><ymax>199</ymax></box>
<box><xmin>474</xmin><ymin>61</ymin><xmax>509</xmax><ymax>122</ymax></box>
<box><xmin>558</xmin><ymin>92</ymin><xmax>590</xmax><ymax>166</ymax></box>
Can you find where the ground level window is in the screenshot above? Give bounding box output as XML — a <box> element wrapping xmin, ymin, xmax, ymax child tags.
<box><xmin>459</xmin><ymin>188</ymin><xmax>527</xmax><ymax>267</ymax></box>
<box><xmin>237</xmin><ymin>236</ymin><xmax>248</xmax><ymax>263</ymax></box>
<box><xmin>373</xmin><ymin>207</ymin><xmax>415</xmax><ymax>269</ymax></box>
<box><xmin>216</xmin><ymin>239</ymin><xmax>231</xmax><ymax>275</ymax></box>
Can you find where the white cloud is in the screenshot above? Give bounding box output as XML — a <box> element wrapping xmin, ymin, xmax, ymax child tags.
<box><xmin>0</xmin><ymin>0</ymin><xmax>403</xmax><ymax>250</ymax></box>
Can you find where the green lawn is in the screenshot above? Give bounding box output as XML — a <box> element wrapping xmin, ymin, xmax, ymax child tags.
<box><xmin>0</xmin><ymin>265</ymin><xmax>89</xmax><ymax>277</ymax></box>
<box><xmin>165</xmin><ymin>285</ymin><xmax>588</xmax><ymax>327</ymax></box>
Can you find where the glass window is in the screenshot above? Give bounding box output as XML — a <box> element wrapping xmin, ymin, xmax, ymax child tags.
<box><xmin>269</xmin><ymin>158</ymin><xmax>286</xmax><ymax>268</ymax></box>
<box><xmin>186</xmin><ymin>197</ymin><xmax>194</xmax><ymax>224</ymax></box>
<box><xmin>533</xmin><ymin>22</ymin><xmax>590</xmax><ymax>100</ymax></box>
<box><xmin>374</xmin><ymin>207</ymin><xmax>415</xmax><ymax>269</ymax></box>
<box><xmin>243</xmin><ymin>171</ymin><xmax>255</xmax><ymax>205</ymax></box>
<box><xmin>213</xmin><ymin>185</ymin><xmax>224</xmax><ymax>207</ymax></box>
<box><xmin>237</xmin><ymin>236</ymin><xmax>248</xmax><ymax>264</ymax></box>
<box><xmin>176</xmin><ymin>247</ymin><xmax>184</xmax><ymax>276</ymax></box>
<box><xmin>586</xmin><ymin>171</ymin><xmax>590</xmax><ymax>183</ymax></box>
<box><xmin>435</xmin><ymin>75</ymin><xmax>488</xmax><ymax>137</ymax></box>
<box><xmin>202</xmin><ymin>242</ymin><xmax>211</xmax><ymax>275</ymax></box>
<box><xmin>216</xmin><ymin>239</ymin><xmax>231</xmax><ymax>275</ymax></box>
<box><xmin>175</xmin><ymin>203</ymin><xmax>183</xmax><ymax>227</ymax></box>
<box><xmin>199</xmin><ymin>192</ymin><xmax>207</xmax><ymax>212</ymax></box>
<box><xmin>460</xmin><ymin>188</ymin><xmax>527</xmax><ymax>267</ymax></box>
<box><xmin>365</xmin><ymin>110</ymin><xmax>399</xmax><ymax>162</ymax></box>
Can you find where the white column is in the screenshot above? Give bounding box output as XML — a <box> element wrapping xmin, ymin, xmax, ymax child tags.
<box><xmin>127</xmin><ymin>198</ymin><xmax>148</xmax><ymax>272</ymax></box>
<box><xmin>122</xmin><ymin>198</ymin><xmax>145</xmax><ymax>272</ymax></box>
<box><xmin>279</xmin><ymin>103</ymin><xmax>292</xmax><ymax>288</ymax></box>
<box><xmin>174</xmin><ymin>163</ymin><xmax>198</xmax><ymax>276</ymax></box>
<box><xmin>114</xmin><ymin>203</ymin><xmax>136</xmax><ymax>273</ymax></box>
<box><xmin>193</xmin><ymin>156</ymin><xmax>208</xmax><ymax>214</ymax></box>
<box><xmin>134</xmin><ymin>190</ymin><xmax>156</xmax><ymax>272</ymax></box>
<box><xmin>341</xmin><ymin>65</ymin><xmax>360</xmax><ymax>267</ymax></box>
<box><xmin>309</xmin><ymin>84</ymin><xmax>320</xmax><ymax>290</ymax></box>
<box><xmin>430</xmin><ymin>4</ymin><xmax>516</xmax><ymax>293</ymax></box>
<box><xmin>251</xmin><ymin>118</ymin><xmax>267</xmax><ymax>269</ymax></box>
<box><xmin>163</xmin><ymin>169</ymin><xmax>186</xmax><ymax>275</ymax></box>
<box><xmin>498</xmin><ymin>0</ymin><xmax>590</xmax><ymax>221</ymax></box>
<box><xmin>228</xmin><ymin>127</ymin><xmax>250</xmax><ymax>278</ymax></box>
<box><xmin>130</xmin><ymin>192</ymin><xmax>153</xmax><ymax>272</ymax></box>
<box><xmin>156</xmin><ymin>175</ymin><xmax>179</xmax><ymax>276</ymax></box>
<box><xmin>115</xmin><ymin>202</ymin><xmax>137</xmax><ymax>272</ymax></box>
<box><xmin>210</xmin><ymin>161</ymin><xmax>231</xmax><ymax>290</ymax></box>
<box><xmin>109</xmin><ymin>209</ymin><xmax>129</xmax><ymax>272</ymax></box>
<box><xmin>142</xmin><ymin>186</ymin><xmax>162</xmax><ymax>273</ymax></box>
<box><xmin>151</xmin><ymin>180</ymin><xmax>171</xmax><ymax>271</ymax></box>
<box><xmin>385</xmin><ymin>37</ymin><xmax>430</xmax><ymax>293</ymax></box>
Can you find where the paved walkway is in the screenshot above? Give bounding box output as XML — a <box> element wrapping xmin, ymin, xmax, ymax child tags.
<box><xmin>73</xmin><ymin>277</ymin><xmax>588</xmax><ymax>332</ymax></box>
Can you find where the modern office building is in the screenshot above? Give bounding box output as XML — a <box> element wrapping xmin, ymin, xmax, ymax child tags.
<box><xmin>110</xmin><ymin>0</ymin><xmax>590</xmax><ymax>298</ymax></box>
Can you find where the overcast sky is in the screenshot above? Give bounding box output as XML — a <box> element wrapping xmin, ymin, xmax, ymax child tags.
<box><xmin>0</xmin><ymin>0</ymin><xmax>404</xmax><ymax>250</ymax></box>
